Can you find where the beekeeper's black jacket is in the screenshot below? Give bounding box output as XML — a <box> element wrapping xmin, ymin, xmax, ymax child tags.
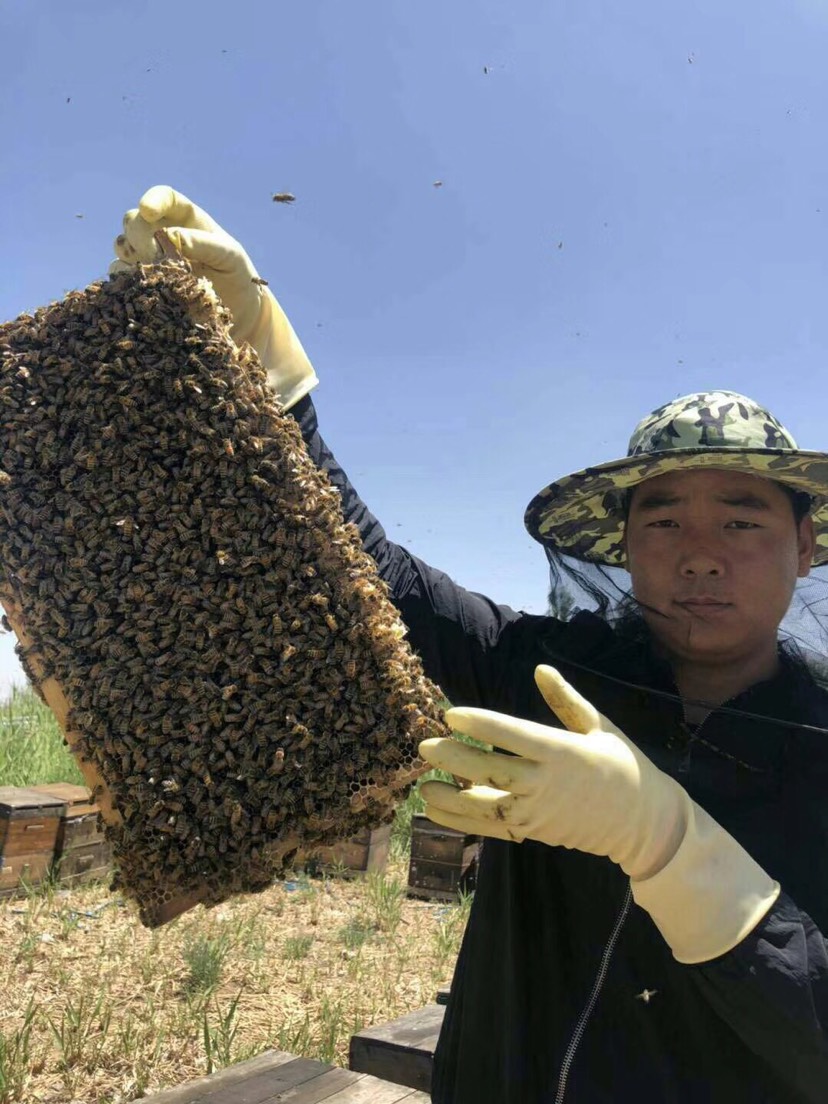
<box><xmin>294</xmin><ymin>396</ymin><xmax>828</xmax><ymax>1103</ymax></box>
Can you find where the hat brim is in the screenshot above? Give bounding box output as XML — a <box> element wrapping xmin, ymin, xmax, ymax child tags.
<box><xmin>524</xmin><ymin>447</ymin><xmax>828</xmax><ymax>567</ymax></box>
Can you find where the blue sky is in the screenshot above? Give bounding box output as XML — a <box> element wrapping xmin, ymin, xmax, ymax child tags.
<box><xmin>2</xmin><ymin>0</ymin><xmax>828</xmax><ymax>695</ymax></box>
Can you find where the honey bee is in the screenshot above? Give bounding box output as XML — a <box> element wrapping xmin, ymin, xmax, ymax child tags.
<box><xmin>271</xmin><ymin>193</ymin><xmax>296</xmax><ymax>204</ymax></box>
<box><xmin>290</xmin><ymin>722</ymin><xmax>312</xmax><ymax>751</ymax></box>
<box><xmin>250</xmin><ymin>277</ymin><xmax>269</xmax><ymax>287</ymax></box>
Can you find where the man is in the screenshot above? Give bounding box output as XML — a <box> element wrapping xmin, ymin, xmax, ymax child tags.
<box><xmin>112</xmin><ymin>187</ymin><xmax>828</xmax><ymax>1101</ymax></box>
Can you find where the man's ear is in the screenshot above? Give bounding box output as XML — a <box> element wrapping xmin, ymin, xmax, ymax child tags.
<box><xmin>797</xmin><ymin>516</ymin><xmax>815</xmax><ymax>578</ymax></box>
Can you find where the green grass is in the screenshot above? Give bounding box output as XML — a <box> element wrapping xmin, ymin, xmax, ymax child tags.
<box><xmin>283</xmin><ymin>933</ymin><xmax>315</xmax><ymax>960</ymax></box>
<box><xmin>338</xmin><ymin>916</ymin><xmax>375</xmax><ymax>949</ymax></box>
<box><xmin>0</xmin><ymin>999</ymin><xmax>38</xmax><ymax>1104</ymax></box>
<box><xmin>0</xmin><ymin>685</ymin><xmax>84</xmax><ymax>787</ymax></box>
<box><xmin>182</xmin><ymin>933</ymin><xmax>234</xmax><ymax>994</ymax></box>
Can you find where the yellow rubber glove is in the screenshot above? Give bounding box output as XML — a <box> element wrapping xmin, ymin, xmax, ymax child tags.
<box><xmin>109</xmin><ymin>185</ymin><xmax>318</xmax><ymax>411</ymax></box>
<box><xmin>419</xmin><ymin>666</ymin><xmax>780</xmax><ymax>964</ymax></box>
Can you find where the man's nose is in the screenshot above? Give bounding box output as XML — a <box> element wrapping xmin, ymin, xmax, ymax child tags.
<box><xmin>679</xmin><ymin>543</ymin><xmax>725</xmax><ymax>577</ymax></box>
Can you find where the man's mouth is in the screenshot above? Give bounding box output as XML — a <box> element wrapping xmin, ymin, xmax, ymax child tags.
<box><xmin>675</xmin><ymin>597</ymin><xmax>733</xmax><ymax>613</ymax></box>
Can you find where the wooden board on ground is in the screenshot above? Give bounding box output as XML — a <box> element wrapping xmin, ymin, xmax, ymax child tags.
<box><xmin>139</xmin><ymin>1048</ymin><xmax>430</xmax><ymax>1103</ymax></box>
<box><xmin>349</xmin><ymin>1004</ymin><xmax>445</xmax><ymax>1093</ymax></box>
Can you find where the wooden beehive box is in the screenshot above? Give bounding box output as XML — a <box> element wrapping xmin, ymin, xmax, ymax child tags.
<box><xmin>0</xmin><ymin>785</ymin><xmax>65</xmax><ymax>896</ymax></box>
<box><xmin>406</xmin><ymin>813</ymin><xmax>479</xmax><ymax>901</ymax></box>
<box><xmin>32</xmin><ymin>782</ymin><xmax>112</xmax><ymax>886</ymax></box>
<box><xmin>301</xmin><ymin>823</ymin><xmax>392</xmax><ymax>877</ymax></box>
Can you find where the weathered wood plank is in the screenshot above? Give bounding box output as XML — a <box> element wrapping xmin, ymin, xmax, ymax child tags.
<box><xmin>194</xmin><ymin>1057</ymin><xmax>333</xmax><ymax>1104</ymax></box>
<box><xmin>348</xmin><ymin>1004</ymin><xmax>444</xmax><ymax>1093</ymax></box>
<box><xmin>352</xmin><ymin>1005</ymin><xmax>444</xmax><ymax>1045</ymax></box>
<box><xmin>347</xmin><ymin>1041</ymin><xmax>436</xmax><ymax>1094</ymax></box>
<box><xmin>260</xmin><ymin>1066</ymin><xmax>359</xmax><ymax>1102</ymax></box>
<box><xmin>313</xmin><ymin>1072</ymin><xmax>426</xmax><ymax>1103</ymax></box>
<box><xmin>139</xmin><ymin>1050</ymin><xmax>303</xmax><ymax>1103</ymax></box>
<box><xmin>141</xmin><ymin>1058</ymin><xmax>432</xmax><ymax>1104</ymax></box>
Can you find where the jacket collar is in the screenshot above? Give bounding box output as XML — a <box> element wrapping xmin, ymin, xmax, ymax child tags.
<box><xmin>557</xmin><ymin>611</ymin><xmax>828</xmax><ymax>776</ymax></box>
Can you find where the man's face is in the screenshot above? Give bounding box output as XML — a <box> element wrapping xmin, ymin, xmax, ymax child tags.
<box><xmin>624</xmin><ymin>469</ymin><xmax>815</xmax><ymax>666</ymax></box>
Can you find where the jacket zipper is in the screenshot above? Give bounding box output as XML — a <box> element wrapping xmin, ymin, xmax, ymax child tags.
<box><xmin>553</xmin><ymin>698</ymin><xmax>734</xmax><ymax>1100</ymax></box>
<box><xmin>553</xmin><ymin>884</ymin><xmax>632</xmax><ymax>1104</ymax></box>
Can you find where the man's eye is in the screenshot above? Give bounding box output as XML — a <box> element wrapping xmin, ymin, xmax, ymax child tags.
<box><xmin>647</xmin><ymin>519</ymin><xmax>678</xmax><ymax>528</ymax></box>
<box><xmin>726</xmin><ymin>520</ymin><xmax>760</xmax><ymax>530</ymax></box>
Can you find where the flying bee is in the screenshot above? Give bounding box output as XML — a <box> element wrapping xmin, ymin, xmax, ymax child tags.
<box><xmin>251</xmin><ymin>277</ymin><xmax>269</xmax><ymax>287</ymax></box>
<box><xmin>271</xmin><ymin>193</ymin><xmax>296</xmax><ymax>204</ymax></box>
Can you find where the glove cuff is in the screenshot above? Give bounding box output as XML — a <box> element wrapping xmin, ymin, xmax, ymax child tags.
<box><xmin>630</xmin><ymin>798</ymin><xmax>780</xmax><ymax>964</ymax></box>
<box><xmin>249</xmin><ymin>289</ymin><xmax>319</xmax><ymax>413</ymax></box>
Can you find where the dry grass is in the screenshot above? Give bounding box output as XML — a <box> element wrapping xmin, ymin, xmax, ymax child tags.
<box><xmin>0</xmin><ymin>681</ymin><xmax>469</xmax><ymax>1102</ymax></box>
<box><xmin>0</xmin><ymin>858</ymin><xmax>470</xmax><ymax>1103</ymax></box>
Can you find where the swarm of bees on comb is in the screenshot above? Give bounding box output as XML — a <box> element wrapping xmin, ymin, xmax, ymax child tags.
<box><xmin>0</xmin><ymin>262</ymin><xmax>449</xmax><ymax>926</ymax></box>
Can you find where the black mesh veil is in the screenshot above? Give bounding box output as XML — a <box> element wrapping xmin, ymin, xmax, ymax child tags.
<box><xmin>544</xmin><ymin>544</ymin><xmax>828</xmax><ymax>700</ymax></box>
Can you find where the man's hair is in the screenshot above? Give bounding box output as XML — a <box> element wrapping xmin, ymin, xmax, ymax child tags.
<box><xmin>781</xmin><ymin>486</ymin><xmax>813</xmax><ymax>525</ymax></box>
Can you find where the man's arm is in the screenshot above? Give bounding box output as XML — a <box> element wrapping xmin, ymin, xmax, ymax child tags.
<box><xmin>686</xmin><ymin>895</ymin><xmax>828</xmax><ymax>1101</ymax></box>
<box><xmin>291</xmin><ymin>394</ymin><xmax>541</xmax><ymax>710</ymax></box>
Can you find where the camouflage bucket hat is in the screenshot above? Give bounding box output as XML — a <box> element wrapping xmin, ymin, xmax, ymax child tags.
<box><xmin>524</xmin><ymin>390</ymin><xmax>828</xmax><ymax>568</ymax></box>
